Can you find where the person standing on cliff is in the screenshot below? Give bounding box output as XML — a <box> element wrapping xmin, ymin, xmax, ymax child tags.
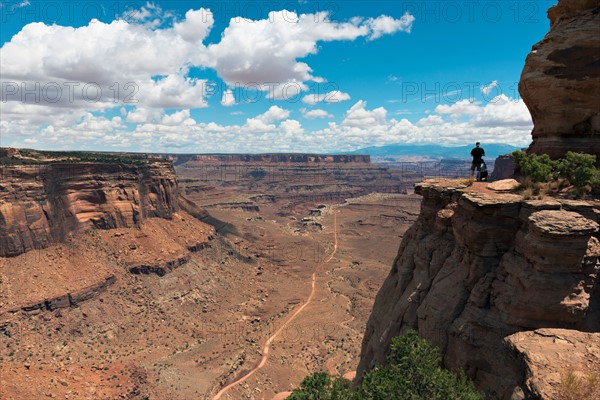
<box><xmin>470</xmin><ymin>142</ymin><xmax>485</xmax><ymax>180</ymax></box>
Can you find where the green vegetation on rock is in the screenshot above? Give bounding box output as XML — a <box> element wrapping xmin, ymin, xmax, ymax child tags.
<box><xmin>289</xmin><ymin>331</ymin><xmax>483</xmax><ymax>400</ymax></box>
<box><xmin>513</xmin><ymin>150</ymin><xmax>600</xmax><ymax>196</ymax></box>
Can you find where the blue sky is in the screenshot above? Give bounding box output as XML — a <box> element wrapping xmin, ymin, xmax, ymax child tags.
<box><xmin>0</xmin><ymin>1</ymin><xmax>555</xmax><ymax>153</ymax></box>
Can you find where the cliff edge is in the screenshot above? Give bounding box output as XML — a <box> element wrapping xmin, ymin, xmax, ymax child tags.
<box><xmin>0</xmin><ymin>159</ymin><xmax>208</xmax><ymax>257</ymax></box>
<box><xmin>519</xmin><ymin>0</ymin><xmax>600</xmax><ymax>160</ymax></box>
<box><xmin>357</xmin><ymin>180</ymin><xmax>599</xmax><ymax>399</ymax></box>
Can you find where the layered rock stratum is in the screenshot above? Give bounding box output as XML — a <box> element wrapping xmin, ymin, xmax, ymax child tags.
<box><xmin>519</xmin><ymin>0</ymin><xmax>600</xmax><ymax>160</ymax></box>
<box><xmin>174</xmin><ymin>155</ymin><xmax>415</xmax><ymax>217</ymax></box>
<box><xmin>0</xmin><ymin>160</ymin><xmax>206</xmax><ymax>257</ymax></box>
<box><xmin>357</xmin><ymin>180</ymin><xmax>599</xmax><ymax>399</ymax></box>
<box><xmin>0</xmin><ymin>152</ymin><xmax>215</xmax><ymax>319</ymax></box>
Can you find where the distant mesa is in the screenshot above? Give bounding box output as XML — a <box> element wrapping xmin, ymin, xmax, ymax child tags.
<box><xmin>347</xmin><ymin>143</ymin><xmax>521</xmax><ymax>161</ymax></box>
<box><xmin>156</xmin><ymin>153</ymin><xmax>371</xmax><ymax>165</ymax></box>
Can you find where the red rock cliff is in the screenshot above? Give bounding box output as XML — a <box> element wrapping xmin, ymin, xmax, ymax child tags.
<box><xmin>519</xmin><ymin>0</ymin><xmax>600</xmax><ymax>159</ymax></box>
<box><xmin>357</xmin><ymin>181</ymin><xmax>599</xmax><ymax>399</ymax></box>
<box><xmin>0</xmin><ymin>162</ymin><xmax>180</xmax><ymax>257</ymax></box>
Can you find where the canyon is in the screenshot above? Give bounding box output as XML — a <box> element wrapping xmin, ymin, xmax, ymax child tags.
<box><xmin>2</xmin><ymin>1</ymin><xmax>599</xmax><ymax>398</ymax></box>
<box><xmin>0</xmin><ymin>148</ymin><xmax>422</xmax><ymax>399</ymax></box>
<box><xmin>174</xmin><ymin>153</ymin><xmax>410</xmax><ymax>216</ymax></box>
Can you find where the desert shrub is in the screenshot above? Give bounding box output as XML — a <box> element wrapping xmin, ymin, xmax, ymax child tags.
<box><xmin>513</xmin><ymin>150</ymin><xmax>599</xmax><ymax>197</ymax></box>
<box><xmin>289</xmin><ymin>331</ymin><xmax>483</xmax><ymax>400</ymax></box>
<box><xmin>512</xmin><ymin>150</ymin><xmax>556</xmax><ymax>183</ymax></box>
<box><xmin>288</xmin><ymin>372</ymin><xmax>354</xmax><ymax>400</ymax></box>
<box><xmin>591</xmin><ymin>171</ymin><xmax>600</xmax><ymax>194</ymax></box>
<box><xmin>557</xmin><ymin>151</ymin><xmax>598</xmax><ymax>190</ymax></box>
<box><xmin>358</xmin><ymin>331</ymin><xmax>482</xmax><ymax>400</ymax></box>
<box><xmin>557</xmin><ymin>371</ymin><xmax>600</xmax><ymax>400</ymax></box>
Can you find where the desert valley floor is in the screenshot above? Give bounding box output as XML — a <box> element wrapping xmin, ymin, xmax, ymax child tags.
<box><xmin>0</xmin><ymin>169</ymin><xmax>420</xmax><ymax>399</ymax></box>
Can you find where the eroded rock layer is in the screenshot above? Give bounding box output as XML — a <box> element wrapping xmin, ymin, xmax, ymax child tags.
<box><xmin>519</xmin><ymin>0</ymin><xmax>600</xmax><ymax>160</ymax></box>
<box><xmin>357</xmin><ymin>180</ymin><xmax>600</xmax><ymax>399</ymax></box>
<box><xmin>0</xmin><ymin>162</ymin><xmax>179</xmax><ymax>257</ymax></box>
<box><xmin>176</xmin><ymin>158</ymin><xmax>412</xmax><ymax>216</ymax></box>
<box><xmin>506</xmin><ymin>328</ymin><xmax>600</xmax><ymax>399</ymax></box>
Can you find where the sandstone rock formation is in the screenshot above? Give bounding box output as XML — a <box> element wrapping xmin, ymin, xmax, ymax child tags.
<box><xmin>506</xmin><ymin>328</ymin><xmax>600</xmax><ymax>399</ymax></box>
<box><xmin>487</xmin><ymin>179</ymin><xmax>520</xmax><ymax>192</ymax></box>
<box><xmin>0</xmin><ymin>162</ymin><xmax>184</xmax><ymax>257</ymax></box>
<box><xmin>490</xmin><ymin>154</ymin><xmax>516</xmax><ymax>181</ymax></box>
<box><xmin>176</xmin><ymin>156</ymin><xmax>410</xmax><ymax>216</ymax></box>
<box><xmin>519</xmin><ymin>0</ymin><xmax>600</xmax><ymax>160</ymax></box>
<box><xmin>357</xmin><ymin>180</ymin><xmax>600</xmax><ymax>399</ymax></box>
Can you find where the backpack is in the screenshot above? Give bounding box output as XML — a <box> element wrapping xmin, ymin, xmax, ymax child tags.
<box><xmin>479</xmin><ymin>162</ymin><xmax>488</xmax><ymax>181</ymax></box>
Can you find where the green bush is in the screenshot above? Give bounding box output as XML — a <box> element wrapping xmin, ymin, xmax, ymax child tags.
<box><xmin>512</xmin><ymin>150</ymin><xmax>599</xmax><ymax>196</ymax></box>
<box><xmin>512</xmin><ymin>150</ymin><xmax>556</xmax><ymax>183</ymax></box>
<box><xmin>557</xmin><ymin>152</ymin><xmax>597</xmax><ymax>190</ymax></box>
<box><xmin>359</xmin><ymin>331</ymin><xmax>482</xmax><ymax>400</ymax></box>
<box><xmin>288</xmin><ymin>372</ymin><xmax>354</xmax><ymax>400</ymax></box>
<box><xmin>591</xmin><ymin>171</ymin><xmax>600</xmax><ymax>194</ymax></box>
<box><xmin>289</xmin><ymin>331</ymin><xmax>483</xmax><ymax>400</ymax></box>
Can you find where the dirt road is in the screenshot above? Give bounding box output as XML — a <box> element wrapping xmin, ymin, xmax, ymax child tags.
<box><xmin>212</xmin><ymin>212</ymin><xmax>339</xmax><ymax>400</ymax></box>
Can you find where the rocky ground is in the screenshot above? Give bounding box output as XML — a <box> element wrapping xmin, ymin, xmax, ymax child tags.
<box><xmin>0</xmin><ymin>183</ymin><xmax>420</xmax><ymax>399</ymax></box>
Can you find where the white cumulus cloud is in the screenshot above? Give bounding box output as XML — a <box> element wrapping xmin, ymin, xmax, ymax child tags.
<box><xmin>173</xmin><ymin>8</ymin><xmax>214</xmax><ymax>42</ymax></box>
<box><xmin>302</xmin><ymin>109</ymin><xmax>334</xmax><ymax>119</ymax></box>
<box><xmin>254</xmin><ymin>106</ymin><xmax>291</xmax><ymax>124</ymax></box>
<box><xmin>367</xmin><ymin>13</ymin><xmax>415</xmax><ymax>40</ymax></box>
<box><xmin>161</xmin><ymin>109</ymin><xmax>194</xmax><ymax>126</ymax></box>
<box><xmin>417</xmin><ymin>115</ymin><xmax>445</xmax><ymax>126</ymax></box>
<box><xmin>1</xmin><ymin>96</ymin><xmax>533</xmax><ymax>153</ymax></box>
<box><xmin>435</xmin><ymin>99</ymin><xmax>482</xmax><ymax>116</ymax></box>
<box><xmin>302</xmin><ymin>90</ymin><xmax>351</xmax><ymax>105</ymax></box>
<box><xmin>342</xmin><ymin>100</ymin><xmax>387</xmax><ymax>127</ymax></box>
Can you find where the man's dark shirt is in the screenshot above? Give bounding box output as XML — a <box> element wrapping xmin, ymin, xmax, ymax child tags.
<box><xmin>471</xmin><ymin>147</ymin><xmax>485</xmax><ymax>163</ymax></box>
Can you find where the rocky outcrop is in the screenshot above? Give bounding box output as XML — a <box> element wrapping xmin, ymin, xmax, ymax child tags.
<box><xmin>519</xmin><ymin>0</ymin><xmax>600</xmax><ymax>160</ymax></box>
<box><xmin>0</xmin><ymin>162</ymin><xmax>179</xmax><ymax>257</ymax></box>
<box><xmin>0</xmin><ymin>148</ymin><xmax>21</xmax><ymax>158</ymax></box>
<box><xmin>128</xmin><ymin>254</ymin><xmax>191</xmax><ymax>277</ymax></box>
<box><xmin>1</xmin><ymin>275</ymin><xmax>116</xmax><ymax>316</ymax></box>
<box><xmin>490</xmin><ymin>154</ymin><xmax>516</xmax><ymax>182</ymax></box>
<box><xmin>506</xmin><ymin>328</ymin><xmax>600</xmax><ymax>399</ymax></box>
<box><xmin>357</xmin><ymin>180</ymin><xmax>600</xmax><ymax>399</ymax></box>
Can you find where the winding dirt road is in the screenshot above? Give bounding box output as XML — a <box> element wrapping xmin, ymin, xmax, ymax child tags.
<box><xmin>212</xmin><ymin>211</ymin><xmax>339</xmax><ymax>400</ymax></box>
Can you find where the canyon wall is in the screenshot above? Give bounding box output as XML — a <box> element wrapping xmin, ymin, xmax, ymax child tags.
<box><xmin>177</xmin><ymin>153</ymin><xmax>371</xmax><ymax>164</ymax></box>
<box><xmin>173</xmin><ymin>153</ymin><xmax>415</xmax><ymax>217</ymax></box>
<box><xmin>519</xmin><ymin>0</ymin><xmax>600</xmax><ymax>160</ymax></box>
<box><xmin>0</xmin><ymin>162</ymin><xmax>182</xmax><ymax>257</ymax></box>
<box><xmin>357</xmin><ymin>180</ymin><xmax>599</xmax><ymax>399</ymax></box>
